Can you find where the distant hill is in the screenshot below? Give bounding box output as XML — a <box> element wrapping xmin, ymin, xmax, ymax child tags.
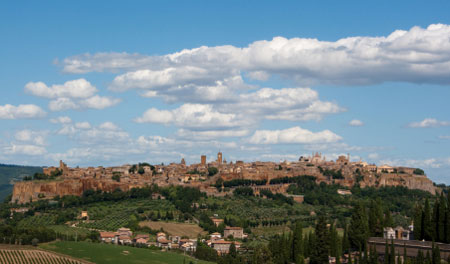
<box><xmin>0</xmin><ymin>164</ymin><xmax>43</xmax><ymax>201</ymax></box>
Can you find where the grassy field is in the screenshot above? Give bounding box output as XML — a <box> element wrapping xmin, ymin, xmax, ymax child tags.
<box><xmin>140</xmin><ymin>221</ymin><xmax>207</xmax><ymax>238</ymax></box>
<box><xmin>40</xmin><ymin>241</ymin><xmax>213</xmax><ymax>264</ymax></box>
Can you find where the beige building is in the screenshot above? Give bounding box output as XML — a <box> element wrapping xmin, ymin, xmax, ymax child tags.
<box><xmin>224</xmin><ymin>226</ymin><xmax>244</xmax><ymax>239</ymax></box>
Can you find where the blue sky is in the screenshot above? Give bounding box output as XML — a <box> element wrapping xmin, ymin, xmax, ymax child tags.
<box><xmin>1</xmin><ymin>1</ymin><xmax>450</xmax><ymax>183</ymax></box>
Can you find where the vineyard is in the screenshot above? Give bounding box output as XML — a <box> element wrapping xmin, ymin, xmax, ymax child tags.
<box><xmin>78</xmin><ymin>209</ymin><xmax>132</xmax><ymax>231</ymax></box>
<box><xmin>0</xmin><ymin>248</ymin><xmax>89</xmax><ymax>264</ymax></box>
<box><xmin>78</xmin><ymin>199</ymin><xmax>176</xmax><ymax>231</ymax></box>
<box><xmin>17</xmin><ymin>214</ymin><xmax>56</xmax><ymax>229</ymax></box>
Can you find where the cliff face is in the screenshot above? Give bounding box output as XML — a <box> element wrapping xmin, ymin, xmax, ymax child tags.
<box><xmin>359</xmin><ymin>173</ymin><xmax>437</xmax><ymax>194</ymax></box>
<box><xmin>11</xmin><ymin>179</ymin><xmax>142</xmax><ymax>204</ymax></box>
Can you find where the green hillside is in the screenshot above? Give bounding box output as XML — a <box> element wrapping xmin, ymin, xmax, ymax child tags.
<box><xmin>0</xmin><ymin>164</ymin><xmax>43</xmax><ymax>200</ymax></box>
<box><xmin>40</xmin><ymin>241</ymin><xmax>213</xmax><ymax>264</ymax></box>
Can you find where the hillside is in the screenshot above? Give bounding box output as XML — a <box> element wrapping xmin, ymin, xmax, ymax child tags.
<box><xmin>0</xmin><ymin>164</ymin><xmax>42</xmax><ymax>200</ymax></box>
<box><xmin>40</xmin><ymin>241</ymin><xmax>214</xmax><ymax>264</ymax></box>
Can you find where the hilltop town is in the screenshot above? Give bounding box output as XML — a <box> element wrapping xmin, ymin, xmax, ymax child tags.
<box><xmin>11</xmin><ymin>152</ymin><xmax>436</xmax><ymax>204</ymax></box>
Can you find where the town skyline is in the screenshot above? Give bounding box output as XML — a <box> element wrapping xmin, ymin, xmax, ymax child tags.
<box><xmin>1</xmin><ymin>1</ymin><xmax>450</xmax><ymax>183</ymax></box>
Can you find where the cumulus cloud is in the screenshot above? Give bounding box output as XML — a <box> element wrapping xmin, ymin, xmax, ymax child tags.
<box><xmin>349</xmin><ymin>119</ymin><xmax>364</xmax><ymax>127</ymax></box>
<box><xmin>248</xmin><ymin>126</ymin><xmax>342</xmax><ymax>144</ymax></box>
<box><xmin>15</xmin><ymin>129</ymin><xmax>46</xmax><ymax>146</ymax></box>
<box><xmin>50</xmin><ymin>116</ymin><xmax>72</xmax><ymax>124</ymax></box>
<box><xmin>3</xmin><ymin>144</ymin><xmax>47</xmax><ymax>156</ymax></box>
<box><xmin>75</xmin><ymin>122</ymin><xmax>91</xmax><ymax>129</ymax></box>
<box><xmin>56</xmin><ymin>121</ymin><xmax>129</xmax><ymax>144</ymax></box>
<box><xmin>48</xmin><ymin>96</ymin><xmax>120</xmax><ymax>111</ymax></box>
<box><xmin>135</xmin><ymin>104</ymin><xmax>246</xmax><ymax>130</ymax></box>
<box><xmin>134</xmin><ymin>86</ymin><xmax>343</xmax><ymax>136</ymax></box>
<box><xmin>408</xmin><ymin>118</ymin><xmax>450</xmax><ymax>128</ymax></box>
<box><xmin>63</xmin><ymin>24</ymin><xmax>450</xmax><ymax>86</ymax></box>
<box><xmin>25</xmin><ymin>79</ymin><xmax>97</xmax><ymax>99</ymax></box>
<box><xmin>25</xmin><ymin>79</ymin><xmax>120</xmax><ymax>111</ymax></box>
<box><xmin>176</xmin><ymin>128</ymin><xmax>250</xmax><ymax>140</ymax></box>
<box><xmin>0</xmin><ymin>104</ymin><xmax>46</xmax><ymax>119</ymax></box>
<box><xmin>379</xmin><ymin>158</ymin><xmax>444</xmax><ymax>169</ymax></box>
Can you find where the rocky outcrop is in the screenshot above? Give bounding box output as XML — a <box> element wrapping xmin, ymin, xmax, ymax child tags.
<box><xmin>11</xmin><ymin>179</ymin><xmax>147</xmax><ymax>204</ymax></box>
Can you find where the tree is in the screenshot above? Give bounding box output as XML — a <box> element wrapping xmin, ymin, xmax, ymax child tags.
<box><xmin>342</xmin><ymin>224</ymin><xmax>350</xmax><ymax>254</ymax></box>
<box><xmin>252</xmin><ymin>245</ymin><xmax>273</xmax><ymax>264</ymax></box>
<box><xmin>384</xmin><ymin>209</ymin><xmax>393</xmax><ymax>228</ymax></box>
<box><xmin>423</xmin><ymin>198</ymin><xmax>433</xmax><ymax>241</ymax></box>
<box><xmin>112</xmin><ymin>174</ymin><xmax>120</xmax><ymax>182</ymax></box>
<box><xmin>292</xmin><ymin>220</ymin><xmax>304</xmax><ymax>263</ymax></box>
<box><xmin>208</xmin><ymin>167</ymin><xmax>218</xmax><ymax>176</ymax></box>
<box><xmin>31</xmin><ymin>238</ymin><xmax>39</xmax><ymax>246</ymax></box>
<box><xmin>310</xmin><ymin>215</ymin><xmax>330</xmax><ymax>264</ymax></box>
<box><xmin>368</xmin><ymin>199</ymin><xmax>384</xmax><ymax>237</ymax></box>
<box><xmin>329</xmin><ymin>222</ymin><xmax>339</xmax><ymax>258</ymax></box>
<box><xmin>432</xmin><ymin>242</ymin><xmax>440</xmax><ymax>264</ymax></box>
<box><xmin>414</xmin><ymin>203</ymin><xmax>423</xmax><ymax>240</ymax></box>
<box><xmin>229</xmin><ymin>242</ymin><xmax>237</xmax><ymax>258</ymax></box>
<box><xmin>349</xmin><ymin>202</ymin><xmax>369</xmax><ymax>251</ymax></box>
<box><xmin>413</xmin><ymin>168</ymin><xmax>425</xmax><ymax>175</ymax></box>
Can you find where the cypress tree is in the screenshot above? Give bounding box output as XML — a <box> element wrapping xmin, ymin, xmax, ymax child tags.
<box><xmin>403</xmin><ymin>243</ymin><xmax>407</xmax><ymax>264</ymax></box>
<box><xmin>303</xmin><ymin>232</ymin><xmax>310</xmax><ymax>258</ymax></box>
<box><xmin>310</xmin><ymin>215</ymin><xmax>330</xmax><ymax>264</ymax></box>
<box><xmin>292</xmin><ymin>221</ymin><xmax>304</xmax><ymax>262</ymax></box>
<box><xmin>384</xmin><ymin>240</ymin><xmax>389</xmax><ymax>264</ymax></box>
<box><xmin>439</xmin><ymin>193</ymin><xmax>446</xmax><ymax>242</ymax></box>
<box><xmin>431</xmin><ymin>242</ymin><xmax>440</xmax><ymax>264</ymax></box>
<box><xmin>417</xmin><ymin>250</ymin><xmax>424</xmax><ymax>264</ymax></box>
<box><xmin>349</xmin><ymin>202</ymin><xmax>369</xmax><ymax>251</ymax></box>
<box><xmin>330</xmin><ymin>221</ymin><xmax>339</xmax><ymax>257</ymax></box>
<box><xmin>369</xmin><ymin>199</ymin><xmax>384</xmax><ymax>237</ymax></box>
<box><xmin>446</xmin><ymin>193</ymin><xmax>450</xmax><ymax>243</ymax></box>
<box><xmin>432</xmin><ymin>198</ymin><xmax>440</xmax><ymax>242</ymax></box>
<box><xmin>342</xmin><ymin>224</ymin><xmax>350</xmax><ymax>254</ymax></box>
<box><xmin>423</xmin><ymin>199</ymin><xmax>433</xmax><ymax>241</ymax></box>
<box><xmin>384</xmin><ymin>209</ymin><xmax>393</xmax><ymax>228</ymax></box>
<box><xmin>425</xmin><ymin>250</ymin><xmax>431</xmax><ymax>264</ymax></box>
<box><xmin>389</xmin><ymin>239</ymin><xmax>395</xmax><ymax>264</ymax></box>
<box><xmin>362</xmin><ymin>242</ymin><xmax>368</xmax><ymax>264</ymax></box>
<box><xmin>414</xmin><ymin>203</ymin><xmax>423</xmax><ymax>240</ymax></box>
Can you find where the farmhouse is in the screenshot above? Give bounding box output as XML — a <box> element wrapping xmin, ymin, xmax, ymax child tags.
<box><xmin>211</xmin><ymin>217</ymin><xmax>224</xmax><ymax>227</ymax></box>
<box><xmin>224</xmin><ymin>226</ymin><xmax>244</xmax><ymax>239</ymax></box>
<box><xmin>211</xmin><ymin>240</ymin><xmax>241</xmax><ymax>255</ymax></box>
<box><xmin>99</xmin><ymin>232</ymin><xmax>118</xmax><ymax>243</ymax></box>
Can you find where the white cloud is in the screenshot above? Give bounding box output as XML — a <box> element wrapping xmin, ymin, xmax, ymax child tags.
<box><xmin>0</xmin><ymin>104</ymin><xmax>46</xmax><ymax>119</ymax></box>
<box><xmin>408</xmin><ymin>118</ymin><xmax>450</xmax><ymax>128</ymax></box>
<box><xmin>81</xmin><ymin>95</ymin><xmax>121</xmax><ymax>109</ymax></box>
<box><xmin>379</xmin><ymin>158</ymin><xmax>443</xmax><ymax>169</ymax></box>
<box><xmin>15</xmin><ymin>129</ymin><xmax>46</xmax><ymax>146</ymax></box>
<box><xmin>99</xmin><ymin>121</ymin><xmax>119</xmax><ymax>130</ymax></box>
<box><xmin>75</xmin><ymin>122</ymin><xmax>91</xmax><ymax>129</ymax></box>
<box><xmin>368</xmin><ymin>153</ymin><xmax>379</xmax><ymax>160</ymax></box>
<box><xmin>3</xmin><ymin>144</ymin><xmax>47</xmax><ymax>156</ymax></box>
<box><xmin>48</xmin><ymin>98</ymin><xmax>79</xmax><ymax>111</ymax></box>
<box><xmin>26</xmin><ymin>79</ymin><xmax>120</xmax><ymax>111</ymax></box>
<box><xmin>135</xmin><ymin>104</ymin><xmax>245</xmax><ymax>130</ymax></box>
<box><xmin>48</xmin><ymin>96</ymin><xmax>120</xmax><ymax>111</ymax></box>
<box><xmin>50</xmin><ymin>116</ymin><xmax>72</xmax><ymax>124</ymax></box>
<box><xmin>176</xmin><ymin>128</ymin><xmax>250</xmax><ymax>140</ymax></box>
<box><xmin>25</xmin><ymin>79</ymin><xmax>97</xmax><ymax>99</ymax></box>
<box><xmin>248</xmin><ymin>126</ymin><xmax>342</xmax><ymax>144</ymax></box>
<box><xmin>61</xmin><ymin>52</ymin><xmax>159</xmax><ymax>74</ymax></box>
<box><xmin>439</xmin><ymin>135</ymin><xmax>450</xmax><ymax>140</ymax></box>
<box><xmin>63</xmin><ymin>24</ymin><xmax>450</xmax><ymax>86</ymax></box>
<box><xmin>349</xmin><ymin>119</ymin><xmax>364</xmax><ymax>127</ymax></box>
